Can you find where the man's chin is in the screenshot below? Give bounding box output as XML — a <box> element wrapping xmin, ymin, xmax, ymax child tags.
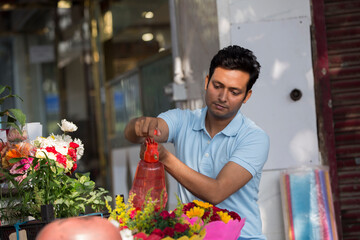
<box><xmin>209</xmin><ymin>109</ymin><xmax>233</xmax><ymax>120</ymax></box>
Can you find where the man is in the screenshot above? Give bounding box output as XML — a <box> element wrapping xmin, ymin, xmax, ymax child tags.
<box><xmin>124</xmin><ymin>45</ymin><xmax>270</xmax><ymax>239</ymax></box>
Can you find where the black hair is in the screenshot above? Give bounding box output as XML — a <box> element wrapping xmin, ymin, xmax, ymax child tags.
<box><xmin>208</xmin><ymin>45</ymin><xmax>261</xmax><ymax>92</ymax></box>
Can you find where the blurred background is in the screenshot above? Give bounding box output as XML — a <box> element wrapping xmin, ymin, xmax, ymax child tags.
<box><xmin>0</xmin><ymin>0</ymin><xmax>359</xmax><ymax>239</ymax></box>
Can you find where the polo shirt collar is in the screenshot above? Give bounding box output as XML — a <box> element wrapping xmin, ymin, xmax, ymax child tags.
<box><xmin>192</xmin><ymin>107</ymin><xmax>244</xmax><ymax>137</ymax></box>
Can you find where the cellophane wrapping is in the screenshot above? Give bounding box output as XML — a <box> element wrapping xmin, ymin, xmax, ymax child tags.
<box><xmin>280</xmin><ymin>166</ymin><xmax>338</xmax><ymax>240</ymax></box>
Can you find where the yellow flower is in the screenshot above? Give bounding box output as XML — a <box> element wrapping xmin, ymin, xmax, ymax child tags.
<box><xmin>193</xmin><ymin>200</ymin><xmax>213</xmax><ymax>209</ymax></box>
<box><xmin>189</xmin><ymin>223</ymin><xmax>202</xmax><ymax>234</ymax></box>
<box><xmin>218</xmin><ymin>211</ymin><xmax>232</xmax><ymax>223</ymax></box>
<box><xmin>186</xmin><ymin>207</ymin><xmax>204</xmax><ymax>219</ymax></box>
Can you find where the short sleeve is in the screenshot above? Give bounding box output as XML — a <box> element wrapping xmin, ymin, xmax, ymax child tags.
<box><xmin>158</xmin><ymin>108</ymin><xmax>184</xmax><ymax>143</ymax></box>
<box><xmin>230</xmin><ymin>129</ymin><xmax>270</xmax><ymax>176</ymax></box>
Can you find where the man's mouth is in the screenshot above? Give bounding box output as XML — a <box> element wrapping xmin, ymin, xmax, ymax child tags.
<box><xmin>214</xmin><ymin>103</ymin><xmax>227</xmax><ymax>110</ymax></box>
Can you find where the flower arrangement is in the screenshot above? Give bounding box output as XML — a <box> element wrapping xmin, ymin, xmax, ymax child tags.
<box><xmin>31</xmin><ymin>119</ymin><xmax>84</xmax><ymax>174</ymax></box>
<box><xmin>182</xmin><ymin>200</ymin><xmax>246</xmax><ymax>240</ymax></box>
<box><xmin>0</xmin><ymin>119</ymin><xmax>111</xmax><ymax>224</ymax></box>
<box><xmin>106</xmin><ymin>193</ymin><xmax>245</xmax><ymax>240</ymax></box>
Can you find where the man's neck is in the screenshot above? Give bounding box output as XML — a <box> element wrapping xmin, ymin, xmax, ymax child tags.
<box><xmin>205</xmin><ymin>113</ymin><xmax>233</xmax><ymax>138</ymax></box>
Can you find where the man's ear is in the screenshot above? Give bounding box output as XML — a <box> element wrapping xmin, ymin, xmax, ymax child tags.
<box><xmin>204</xmin><ymin>75</ymin><xmax>210</xmax><ymax>90</ymax></box>
<box><xmin>243</xmin><ymin>89</ymin><xmax>252</xmax><ymax>103</ymax></box>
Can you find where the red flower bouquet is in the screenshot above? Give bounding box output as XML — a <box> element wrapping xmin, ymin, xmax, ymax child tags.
<box><xmin>182</xmin><ymin>200</ymin><xmax>245</xmax><ymax>240</ymax></box>
<box><xmin>107</xmin><ymin>195</ymin><xmax>245</xmax><ymax>240</ymax></box>
<box><xmin>107</xmin><ymin>194</ymin><xmax>206</xmax><ymax>240</ymax></box>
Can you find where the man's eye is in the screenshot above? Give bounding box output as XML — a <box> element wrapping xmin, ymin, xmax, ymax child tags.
<box><xmin>213</xmin><ymin>84</ymin><xmax>220</xmax><ymax>89</ymax></box>
<box><xmin>231</xmin><ymin>91</ymin><xmax>240</xmax><ymax>95</ymax></box>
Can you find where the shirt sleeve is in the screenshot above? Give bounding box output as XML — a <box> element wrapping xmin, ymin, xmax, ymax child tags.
<box><xmin>158</xmin><ymin>108</ymin><xmax>183</xmax><ymax>143</ymax></box>
<box><xmin>230</xmin><ymin>129</ymin><xmax>270</xmax><ymax>177</ymax></box>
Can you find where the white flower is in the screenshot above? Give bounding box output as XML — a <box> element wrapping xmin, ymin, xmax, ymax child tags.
<box><xmin>35</xmin><ymin>149</ymin><xmax>46</xmax><ymax>159</ymax></box>
<box><xmin>73</xmin><ymin>138</ymin><xmax>84</xmax><ymax>160</ymax></box>
<box><xmin>119</xmin><ymin>228</ymin><xmax>133</xmax><ymax>240</ymax></box>
<box><xmin>57</xmin><ymin>119</ymin><xmax>78</xmax><ymax>132</ymax></box>
<box><xmin>66</xmin><ymin>159</ymin><xmax>74</xmax><ymax>171</ymax></box>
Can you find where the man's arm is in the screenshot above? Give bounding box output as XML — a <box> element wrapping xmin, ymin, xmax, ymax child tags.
<box><xmin>157</xmin><ymin>145</ymin><xmax>252</xmax><ymax>205</ymax></box>
<box><xmin>124</xmin><ymin>117</ymin><xmax>169</xmax><ymax>143</ymax></box>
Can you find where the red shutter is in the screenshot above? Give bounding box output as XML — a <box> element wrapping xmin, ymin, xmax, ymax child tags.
<box><xmin>324</xmin><ymin>0</ymin><xmax>360</xmax><ymax>238</ymax></box>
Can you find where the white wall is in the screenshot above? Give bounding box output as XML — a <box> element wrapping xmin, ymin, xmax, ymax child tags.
<box><xmin>216</xmin><ymin>0</ymin><xmax>317</xmax><ymax>239</ymax></box>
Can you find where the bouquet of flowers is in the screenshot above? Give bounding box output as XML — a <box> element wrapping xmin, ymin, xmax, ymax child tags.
<box><xmin>182</xmin><ymin>200</ymin><xmax>246</xmax><ymax>240</ymax></box>
<box><xmin>106</xmin><ymin>193</ymin><xmax>245</xmax><ymax>240</ymax></box>
<box><xmin>32</xmin><ymin>119</ymin><xmax>84</xmax><ymax>174</ymax></box>
<box><xmin>0</xmin><ymin>119</ymin><xmax>111</xmax><ymax>224</ymax></box>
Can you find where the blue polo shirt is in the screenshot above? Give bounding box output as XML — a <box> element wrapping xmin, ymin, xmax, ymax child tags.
<box><xmin>158</xmin><ymin>107</ymin><xmax>269</xmax><ymax>239</ymax></box>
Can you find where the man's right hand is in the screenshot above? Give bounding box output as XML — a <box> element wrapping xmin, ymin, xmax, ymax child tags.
<box><xmin>133</xmin><ymin>117</ymin><xmax>160</xmax><ymax>138</ymax></box>
<box><xmin>124</xmin><ymin>117</ymin><xmax>169</xmax><ymax>143</ymax></box>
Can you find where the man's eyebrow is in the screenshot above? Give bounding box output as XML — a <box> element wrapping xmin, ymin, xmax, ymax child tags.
<box><xmin>212</xmin><ymin>80</ymin><xmax>223</xmax><ymax>85</ymax></box>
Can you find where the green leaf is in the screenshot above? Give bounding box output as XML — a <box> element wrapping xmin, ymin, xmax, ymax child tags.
<box><xmin>6</xmin><ymin>122</ymin><xmax>22</xmax><ymax>134</ymax></box>
<box><xmin>104</xmin><ymin>196</ymin><xmax>112</xmax><ymax>202</ymax></box>
<box><xmin>8</xmin><ymin>108</ymin><xmax>26</xmax><ymax>127</ymax></box>
<box><xmin>9</xmin><ymin>158</ymin><xmax>22</xmax><ymax>164</ymax></box>
<box><xmin>54</xmin><ymin>199</ymin><xmax>64</xmax><ymax>204</ymax></box>
<box><xmin>0</xmin><ymin>85</ymin><xmax>8</xmax><ymax>95</ymax></box>
<box><xmin>84</xmin><ymin>181</ymin><xmax>94</xmax><ymax>187</ymax></box>
<box><xmin>78</xmin><ymin>204</ymin><xmax>85</xmax><ymax>212</ymax></box>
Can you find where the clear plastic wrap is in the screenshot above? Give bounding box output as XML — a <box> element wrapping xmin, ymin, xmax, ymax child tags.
<box><xmin>280</xmin><ymin>166</ymin><xmax>338</xmax><ymax>240</ymax></box>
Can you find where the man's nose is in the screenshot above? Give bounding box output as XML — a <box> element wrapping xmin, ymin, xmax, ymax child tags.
<box><xmin>218</xmin><ymin>89</ymin><xmax>227</xmax><ymax>102</ymax></box>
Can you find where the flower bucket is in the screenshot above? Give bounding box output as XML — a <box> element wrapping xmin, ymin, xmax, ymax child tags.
<box><xmin>203</xmin><ymin>218</ymin><xmax>246</xmax><ymax>240</ymax></box>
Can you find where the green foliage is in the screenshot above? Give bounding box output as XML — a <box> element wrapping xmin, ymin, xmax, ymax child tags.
<box><xmin>0</xmin><ymin>156</ymin><xmax>112</xmax><ymax>223</ymax></box>
<box><xmin>0</xmin><ymin>84</ymin><xmax>26</xmax><ymax>132</ymax></box>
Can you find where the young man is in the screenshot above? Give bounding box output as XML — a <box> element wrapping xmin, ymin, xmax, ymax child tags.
<box><xmin>124</xmin><ymin>45</ymin><xmax>270</xmax><ymax>239</ymax></box>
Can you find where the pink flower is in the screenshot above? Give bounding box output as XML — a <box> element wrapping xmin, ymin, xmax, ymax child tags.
<box><xmin>9</xmin><ymin>162</ymin><xmax>27</xmax><ymax>183</ymax></box>
<box><xmin>10</xmin><ymin>162</ymin><xmax>24</xmax><ymax>174</ymax></box>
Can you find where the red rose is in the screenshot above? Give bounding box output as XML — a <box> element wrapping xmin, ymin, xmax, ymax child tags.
<box><xmin>71</xmin><ymin>163</ymin><xmax>77</xmax><ymax>173</ymax></box>
<box><xmin>209</xmin><ymin>213</ymin><xmax>221</xmax><ymax>222</ymax></box>
<box><xmin>130</xmin><ymin>209</ymin><xmax>137</xmax><ymax>219</ymax></box>
<box><xmin>174</xmin><ymin>223</ymin><xmax>189</xmax><ymax>233</ymax></box>
<box><xmin>202</xmin><ymin>211</ymin><xmax>210</xmax><ymax>220</ymax></box>
<box><xmin>212</xmin><ymin>206</ymin><xmax>221</xmax><ymax>213</ymax></box>
<box><xmin>134</xmin><ymin>232</ymin><xmax>148</xmax><ymax>240</ymax></box>
<box><xmin>169</xmin><ymin>211</ymin><xmax>176</xmax><ymax>219</ymax></box>
<box><xmin>56</xmin><ymin>153</ymin><xmax>67</xmax><ymax>168</ymax></box>
<box><xmin>151</xmin><ymin>229</ymin><xmax>164</xmax><ymax>237</ymax></box>
<box><xmin>163</xmin><ymin>227</ymin><xmax>175</xmax><ymax>237</ymax></box>
<box><xmin>229</xmin><ymin>211</ymin><xmax>241</xmax><ymax>221</ymax></box>
<box><xmin>147</xmin><ymin>234</ymin><xmax>162</xmax><ymax>240</ymax></box>
<box><xmin>182</xmin><ymin>202</ymin><xmax>196</xmax><ymax>213</ymax></box>
<box><xmin>45</xmin><ymin>146</ymin><xmax>57</xmax><ymax>154</ymax></box>
<box><xmin>69</xmin><ymin>142</ymin><xmax>79</xmax><ymax>149</ymax></box>
<box><xmin>159</xmin><ymin>210</ymin><xmax>170</xmax><ymax>220</ymax></box>
<box><xmin>67</xmin><ymin>148</ymin><xmax>77</xmax><ymax>161</ymax></box>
